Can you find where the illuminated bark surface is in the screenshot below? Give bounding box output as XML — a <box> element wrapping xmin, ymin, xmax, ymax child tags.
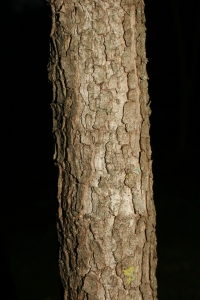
<box><xmin>48</xmin><ymin>0</ymin><xmax>157</xmax><ymax>299</ymax></box>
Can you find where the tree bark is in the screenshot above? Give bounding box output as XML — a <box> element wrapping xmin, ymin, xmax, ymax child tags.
<box><xmin>48</xmin><ymin>0</ymin><xmax>157</xmax><ymax>299</ymax></box>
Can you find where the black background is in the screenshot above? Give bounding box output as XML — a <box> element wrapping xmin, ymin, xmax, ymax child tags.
<box><xmin>1</xmin><ymin>0</ymin><xmax>200</xmax><ymax>299</ymax></box>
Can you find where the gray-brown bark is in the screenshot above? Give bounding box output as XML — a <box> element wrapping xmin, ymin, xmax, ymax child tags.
<box><xmin>48</xmin><ymin>0</ymin><xmax>157</xmax><ymax>299</ymax></box>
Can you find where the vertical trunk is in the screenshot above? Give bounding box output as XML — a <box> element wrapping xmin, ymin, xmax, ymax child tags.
<box><xmin>48</xmin><ymin>0</ymin><xmax>157</xmax><ymax>299</ymax></box>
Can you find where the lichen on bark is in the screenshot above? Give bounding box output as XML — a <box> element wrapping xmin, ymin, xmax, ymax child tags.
<box><xmin>48</xmin><ymin>0</ymin><xmax>157</xmax><ymax>299</ymax></box>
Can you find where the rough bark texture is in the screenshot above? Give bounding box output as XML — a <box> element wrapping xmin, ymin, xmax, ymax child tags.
<box><xmin>48</xmin><ymin>0</ymin><xmax>157</xmax><ymax>299</ymax></box>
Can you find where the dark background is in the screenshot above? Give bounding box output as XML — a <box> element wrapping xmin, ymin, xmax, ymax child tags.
<box><xmin>1</xmin><ymin>0</ymin><xmax>200</xmax><ymax>299</ymax></box>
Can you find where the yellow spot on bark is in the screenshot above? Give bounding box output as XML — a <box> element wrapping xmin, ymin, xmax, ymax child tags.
<box><xmin>125</xmin><ymin>173</ymin><xmax>133</xmax><ymax>178</ymax></box>
<box><xmin>123</xmin><ymin>266</ymin><xmax>135</xmax><ymax>284</ymax></box>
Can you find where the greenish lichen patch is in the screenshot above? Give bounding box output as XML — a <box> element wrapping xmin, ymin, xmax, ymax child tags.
<box><xmin>123</xmin><ymin>266</ymin><xmax>135</xmax><ymax>284</ymax></box>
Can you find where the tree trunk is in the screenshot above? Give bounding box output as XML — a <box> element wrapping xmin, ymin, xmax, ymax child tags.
<box><xmin>48</xmin><ymin>0</ymin><xmax>157</xmax><ymax>299</ymax></box>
